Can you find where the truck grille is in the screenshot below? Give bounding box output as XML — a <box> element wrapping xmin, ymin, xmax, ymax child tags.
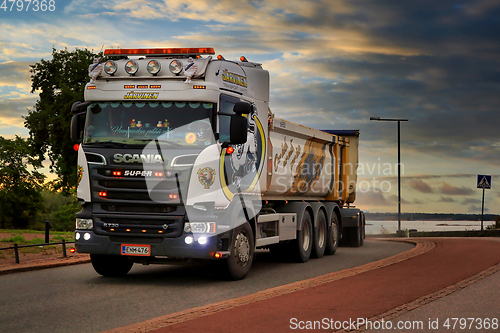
<box><xmin>89</xmin><ymin>166</ymin><xmax>189</xmax><ymax>204</ymax></box>
<box><xmin>94</xmin><ymin>214</ymin><xmax>183</xmax><ymax>238</ymax></box>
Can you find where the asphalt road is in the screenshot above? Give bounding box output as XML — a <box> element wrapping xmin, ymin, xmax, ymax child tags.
<box><xmin>0</xmin><ymin>240</ymin><xmax>412</xmax><ymax>333</ymax></box>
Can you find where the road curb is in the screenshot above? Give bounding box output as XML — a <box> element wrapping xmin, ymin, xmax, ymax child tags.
<box><xmin>103</xmin><ymin>239</ymin><xmax>435</xmax><ymax>333</ymax></box>
<box><xmin>0</xmin><ymin>256</ymin><xmax>91</xmax><ymax>275</ymax></box>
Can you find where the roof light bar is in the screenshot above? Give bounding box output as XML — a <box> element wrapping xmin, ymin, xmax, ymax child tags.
<box><xmin>104</xmin><ymin>48</ymin><xmax>215</xmax><ymax>56</ymax></box>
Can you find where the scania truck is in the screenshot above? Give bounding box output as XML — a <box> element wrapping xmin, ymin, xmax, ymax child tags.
<box><xmin>71</xmin><ymin>47</ymin><xmax>365</xmax><ymax>280</ymax></box>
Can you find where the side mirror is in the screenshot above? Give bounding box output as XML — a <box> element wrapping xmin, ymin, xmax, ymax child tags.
<box><xmin>229</xmin><ymin>114</ymin><xmax>248</xmax><ymax>145</ymax></box>
<box><xmin>70</xmin><ymin>112</ymin><xmax>86</xmax><ymax>142</ymax></box>
<box><xmin>233</xmin><ymin>102</ymin><xmax>252</xmax><ymax>115</ymax></box>
<box><xmin>71</xmin><ymin>101</ymin><xmax>91</xmax><ymax>114</ymax></box>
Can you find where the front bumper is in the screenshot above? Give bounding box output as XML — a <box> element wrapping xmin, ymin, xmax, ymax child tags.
<box><xmin>75</xmin><ymin>230</ymin><xmax>221</xmax><ymax>260</ymax></box>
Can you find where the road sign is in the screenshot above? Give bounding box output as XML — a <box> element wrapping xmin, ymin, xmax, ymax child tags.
<box><xmin>477</xmin><ymin>175</ymin><xmax>491</xmax><ymax>189</ymax></box>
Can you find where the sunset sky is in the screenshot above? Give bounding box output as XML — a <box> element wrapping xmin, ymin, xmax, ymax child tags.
<box><xmin>1</xmin><ymin>0</ymin><xmax>499</xmax><ymax>214</ymax></box>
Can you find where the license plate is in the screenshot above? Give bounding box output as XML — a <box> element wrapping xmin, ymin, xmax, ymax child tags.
<box><xmin>121</xmin><ymin>244</ymin><xmax>151</xmax><ymax>256</ymax></box>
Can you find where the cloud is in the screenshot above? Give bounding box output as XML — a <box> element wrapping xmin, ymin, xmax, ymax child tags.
<box><xmin>409</xmin><ymin>179</ymin><xmax>434</xmax><ymax>193</ymax></box>
<box><xmin>438</xmin><ymin>197</ymin><xmax>455</xmax><ymax>203</ymax></box>
<box><xmin>356</xmin><ymin>189</ymin><xmax>391</xmax><ymax>207</ymax></box>
<box><xmin>469</xmin><ymin>205</ymin><xmax>488</xmax><ymax>213</ymax></box>
<box><xmin>440</xmin><ymin>182</ymin><xmax>475</xmax><ymax>196</ymax></box>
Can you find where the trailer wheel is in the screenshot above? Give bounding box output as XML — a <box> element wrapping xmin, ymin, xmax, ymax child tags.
<box><xmin>359</xmin><ymin>212</ymin><xmax>365</xmax><ymax>246</ymax></box>
<box><xmin>348</xmin><ymin>215</ymin><xmax>363</xmax><ymax>247</ymax></box>
<box><xmin>90</xmin><ymin>254</ymin><xmax>133</xmax><ymax>277</ymax></box>
<box><xmin>312</xmin><ymin>210</ymin><xmax>327</xmax><ymax>258</ymax></box>
<box><xmin>293</xmin><ymin>210</ymin><xmax>313</xmax><ymax>262</ymax></box>
<box><xmin>224</xmin><ymin>221</ymin><xmax>254</xmax><ymax>280</ymax></box>
<box><xmin>325</xmin><ymin>212</ymin><xmax>339</xmax><ymax>255</ymax></box>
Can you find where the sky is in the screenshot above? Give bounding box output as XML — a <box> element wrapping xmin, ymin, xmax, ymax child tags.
<box><xmin>0</xmin><ymin>0</ymin><xmax>499</xmax><ymax>215</ymax></box>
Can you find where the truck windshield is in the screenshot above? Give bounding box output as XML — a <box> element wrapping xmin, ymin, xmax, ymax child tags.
<box><xmin>83</xmin><ymin>101</ymin><xmax>215</xmax><ymax>147</ymax></box>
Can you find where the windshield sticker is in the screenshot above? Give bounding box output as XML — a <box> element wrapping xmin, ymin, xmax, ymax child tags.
<box><xmin>124</xmin><ymin>91</ymin><xmax>159</xmax><ymax>100</ymax></box>
<box><xmin>185</xmin><ymin>132</ymin><xmax>196</xmax><ymax>144</ymax></box>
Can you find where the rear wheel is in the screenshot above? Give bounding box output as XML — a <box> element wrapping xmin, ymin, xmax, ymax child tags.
<box><xmin>294</xmin><ymin>211</ymin><xmax>313</xmax><ymax>262</ymax></box>
<box><xmin>348</xmin><ymin>215</ymin><xmax>363</xmax><ymax>247</ymax></box>
<box><xmin>312</xmin><ymin>210</ymin><xmax>327</xmax><ymax>258</ymax></box>
<box><xmin>90</xmin><ymin>254</ymin><xmax>133</xmax><ymax>277</ymax></box>
<box><xmin>359</xmin><ymin>212</ymin><xmax>365</xmax><ymax>246</ymax></box>
<box><xmin>325</xmin><ymin>212</ymin><xmax>339</xmax><ymax>255</ymax></box>
<box><xmin>224</xmin><ymin>221</ymin><xmax>254</xmax><ymax>280</ymax></box>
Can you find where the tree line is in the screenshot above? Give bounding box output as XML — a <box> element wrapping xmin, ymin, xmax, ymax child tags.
<box><xmin>1</xmin><ymin>48</ymin><xmax>99</xmax><ymax>230</ymax></box>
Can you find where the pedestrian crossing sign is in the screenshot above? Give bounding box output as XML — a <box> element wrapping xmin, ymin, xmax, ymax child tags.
<box><xmin>477</xmin><ymin>175</ymin><xmax>491</xmax><ymax>189</ymax></box>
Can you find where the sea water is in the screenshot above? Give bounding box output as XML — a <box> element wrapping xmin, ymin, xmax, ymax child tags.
<box><xmin>365</xmin><ymin>220</ymin><xmax>494</xmax><ymax>235</ymax></box>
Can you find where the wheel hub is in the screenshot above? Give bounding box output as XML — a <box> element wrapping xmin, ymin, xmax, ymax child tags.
<box><xmin>235</xmin><ymin>233</ymin><xmax>250</xmax><ymax>265</ymax></box>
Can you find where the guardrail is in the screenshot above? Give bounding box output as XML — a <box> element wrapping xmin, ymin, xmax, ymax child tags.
<box><xmin>0</xmin><ymin>240</ymin><xmax>75</xmax><ymax>264</ymax></box>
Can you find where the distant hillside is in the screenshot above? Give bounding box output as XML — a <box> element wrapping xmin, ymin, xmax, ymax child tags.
<box><xmin>364</xmin><ymin>212</ymin><xmax>498</xmax><ymax>221</ymax></box>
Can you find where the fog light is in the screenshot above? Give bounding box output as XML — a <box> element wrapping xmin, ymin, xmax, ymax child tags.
<box><xmin>104</xmin><ymin>60</ymin><xmax>117</xmax><ymax>75</ymax></box>
<box><xmin>198</xmin><ymin>237</ymin><xmax>207</xmax><ymax>245</ymax></box>
<box><xmin>169</xmin><ymin>60</ymin><xmax>183</xmax><ymax>74</ymax></box>
<box><xmin>185</xmin><ymin>236</ymin><xmax>194</xmax><ymax>245</ymax></box>
<box><xmin>147</xmin><ymin>60</ymin><xmax>161</xmax><ymax>74</ymax></box>
<box><xmin>83</xmin><ymin>233</ymin><xmax>91</xmax><ymax>241</ymax></box>
<box><xmin>75</xmin><ymin>232</ymin><xmax>81</xmax><ymax>240</ymax></box>
<box><xmin>125</xmin><ymin>60</ymin><xmax>139</xmax><ymax>75</ymax></box>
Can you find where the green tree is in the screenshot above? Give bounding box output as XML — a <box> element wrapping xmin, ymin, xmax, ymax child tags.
<box><xmin>40</xmin><ymin>188</ymin><xmax>80</xmax><ymax>231</ymax></box>
<box><xmin>0</xmin><ymin>136</ymin><xmax>45</xmax><ymax>229</ymax></box>
<box><xmin>24</xmin><ymin>47</ymin><xmax>100</xmax><ymax>193</ymax></box>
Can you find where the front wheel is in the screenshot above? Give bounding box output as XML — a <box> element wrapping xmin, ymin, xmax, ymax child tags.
<box><xmin>224</xmin><ymin>222</ymin><xmax>254</xmax><ymax>280</ymax></box>
<box><xmin>90</xmin><ymin>254</ymin><xmax>133</xmax><ymax>277</ymax></box>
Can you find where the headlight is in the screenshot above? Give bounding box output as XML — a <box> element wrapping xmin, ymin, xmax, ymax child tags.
<box><xmin>76</xmin><ymin>218</ymin><xmax>93</xmax><ymax>230</ymax></box>
<box><xmin>184</xmin><ymin>222</ymin><xmax>216</xmax><ymax>234</ymax></box>
<box><xmin>103</xmin><ymin>60</ymin><xmax>117</xmax><ymax>75</ymax></box>
<box><xmin>169</xmin><ymin>60</ymin><xmax>183</xmax><ymax>74</ymax></box>
<box><xmin>147</xmin><ymin>60</ymin><xmax>161</xmax><ymax>75</ymax></box>
<box><xmin>125</xmin><ymin>60</ymin><xmax>139</xmax><ymax>75</ymax></box>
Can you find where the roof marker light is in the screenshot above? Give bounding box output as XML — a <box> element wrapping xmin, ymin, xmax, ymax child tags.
<box><xmin>104</xmin><ymin>48</ymin><xmax>215</xmax><ymax>56</ymax></box>
<box><xmin>217</xmin><ymin>55</ymin><xmax>224</xmax><ymax>60</ymax></box>
<box><xmin>240</xmin><ymin>56</ymin><xmax>248</xmax><ymax>62</ymax></box>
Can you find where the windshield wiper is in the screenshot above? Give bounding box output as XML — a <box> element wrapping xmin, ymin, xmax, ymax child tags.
<box><xmin>134</xmin><ymin>139</ymin><xmax>184</xmax><ymax>147</ymax></box>
<box><xmin>84</xmin><ymin>142</ymin><xmax>129</xmax><ymax>148</ymax></box>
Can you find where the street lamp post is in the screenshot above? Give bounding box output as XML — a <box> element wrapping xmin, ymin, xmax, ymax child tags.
<box><xmin>370</xmin><ymin>117</ymin><xmax>408</xmax><ymax>234</ymax></box>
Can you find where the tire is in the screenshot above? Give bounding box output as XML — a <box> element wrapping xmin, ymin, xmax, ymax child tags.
<box><xmin>348</xmin><ymin>215</ymin><xmax>363</xmax><ymax>247</ymax></box>
<box><xmin>293</xmin><ymin>210</ymin><xmax>313</xmax><ymax>263</ymax></box>
<box><xmin>90</xmin><ymin>254</ymin><xmax>133</xmax><ymax>277</ymax></box>
<box><xmin>359</xmin><ymin>212</ymin><xmax>365</xmax><ymax>246</ymax></box>
<box><xmin>325</xmin><ymin>212</ymin><xmax>340</xmax><ymax>255</ymax></box>
<box><xmin>224</xmin><ymin>221</ymin><xmax>254</xmax><ymax>280</ymax></box>
<box><xmin>312</xmin><ymin>210</ymin><xmax>327</xmax><ymax>258</ymax></box>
